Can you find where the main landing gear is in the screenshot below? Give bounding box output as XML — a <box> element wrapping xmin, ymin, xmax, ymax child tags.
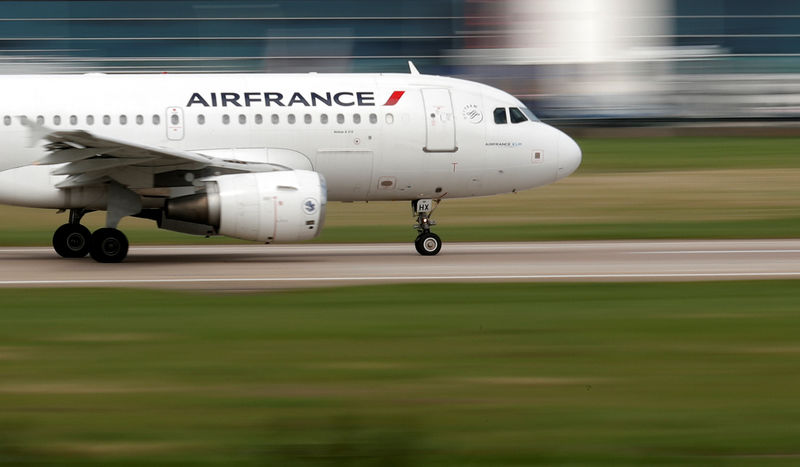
<box><xmin>89</xmin><ymin>228</ymin><xmax>129</xmax><ymax>263</ymax></box>
<box><xmin>413</xmin><ymin>199</ymin><xmax>442</xmax><ymax>256</ymax></box>
<box><xmin>52</xmin><ymin>209</ymin><xmax>91</xmax><ymax>258</ymax></box>
<box><xmin>52</xmin><ymin>208</ymin><xmax>130</xmax><ymax>263</ymax></box>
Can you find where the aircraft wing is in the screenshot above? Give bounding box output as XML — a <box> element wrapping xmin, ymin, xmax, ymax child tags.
<box><xmin>33</xmin><ymin>128</ymin><xmax>283</xmax><ymax>189</ymax></box>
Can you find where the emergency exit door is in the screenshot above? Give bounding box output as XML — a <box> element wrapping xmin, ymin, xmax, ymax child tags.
<box><xmin>421</xmin><ymin>88</ymin><xmax>457</xmax><ymax>152</ymax></box>
<box><xmin>166</xmin><ymin>106</ymin><xmax>184</xmax><ymax>141</ymax></box>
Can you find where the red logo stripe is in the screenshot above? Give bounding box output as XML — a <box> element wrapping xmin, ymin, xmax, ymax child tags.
<box><xmin>383</xmin><ymin>90</ymin><xmax>405</xmax><ymax>106</ymax></box>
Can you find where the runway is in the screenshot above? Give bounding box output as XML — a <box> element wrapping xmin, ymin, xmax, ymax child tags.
<box><xmin>0</xmin><ymin>239</ymin><xmax>799</xmax><ymax>290</ymax></box>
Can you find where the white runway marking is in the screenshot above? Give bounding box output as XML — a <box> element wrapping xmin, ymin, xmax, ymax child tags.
<box><xmin>1</xmin><ymin>240</ymin><xmax>799</xmax><ymax>289</ymax></box>
<box><xmin>1</xmin><ymin>271</ymin><xmax>800</xmax><ymax>287</ymax></box>
<box><xmin>631</xmin><ymin>250</ymin><xmax>800</xmax><ymax>255</ymax></box>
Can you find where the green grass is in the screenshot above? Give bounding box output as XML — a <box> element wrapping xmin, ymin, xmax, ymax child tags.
<box><xmin>577</xmin><ymin>136</ymin><xmax>800</xmax><ymax>173</ymax></box>
<box><xmin>7</xmin><ymin>217</ymin><xmax>800</xmax><ymax>247</ymax></box>
<box><xmin>2</xmin><ymin>282</ymin><xmax>800</xmax><ymax>465</ymax></box>
<box><xmin>315</xmin><ymin>217</ymin><xmax>800</xmax><ymax>243</ymax></box>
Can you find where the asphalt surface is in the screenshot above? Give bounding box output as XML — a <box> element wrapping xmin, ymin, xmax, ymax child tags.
<box><xmin>0</xmin><ymin>240</ymin><xmax>799</xmax><ymax>290</ymax></box>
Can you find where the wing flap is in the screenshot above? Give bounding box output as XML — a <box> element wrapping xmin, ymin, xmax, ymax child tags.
<box><xmin>25</xmin><ymin>123</ymin><xmax>292</xmax><ymax>189</ymax></box>
<box><xmin>50</xmin><ymin>157</ymin><xmax>156</xmax><ymax>176</ymax></box>
<box><xmin>55</xmin><ymin>172</ymin><xmax>113</xmax><ymax>189</ymax></box>
<box><xmin>36</xmin><ymin>147</ymin><xmax>104</xmax><ymax>165</ymax></box>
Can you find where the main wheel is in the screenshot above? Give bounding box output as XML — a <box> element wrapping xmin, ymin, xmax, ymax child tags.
<box><xmin>414</xmin><ymin>232</ymin><xmax>442</xmax><ymax>256</ymax></box>
<box><xmin>89</xmin><ymin>228</ymin><xmax>129</xmax><ymax>263</ymax></box>
<box><xmin>53</xmin><ymin>223</ymin><xmax>92</xmax><ymax>258</ymax></box>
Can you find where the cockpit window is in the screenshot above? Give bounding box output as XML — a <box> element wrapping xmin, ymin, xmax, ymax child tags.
<box><xmin>493</xmin><ymin>107</ymin><xmax>507</xmax><ymax>124</ymax></box>
<box><xmin>521</xmin><ymin>106</ymin><xmax>539</xmax><ymax>122</ymax></box>
<box><xmin>509</xmin><ymin>107</ymin><xmax>527</xmax><ymax>124</ymax></box>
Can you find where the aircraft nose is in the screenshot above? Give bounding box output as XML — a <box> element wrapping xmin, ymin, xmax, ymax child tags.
<box><xmin>557</xmin><ymin>132</ymin><xmax>582</xmax><ymax>180</ymax></box>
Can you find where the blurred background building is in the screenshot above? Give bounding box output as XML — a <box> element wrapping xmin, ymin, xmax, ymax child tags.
<box><xmin>1</xmin><ymin>0</ymin><xmax>798</xmax><ymax>124</ymax></box>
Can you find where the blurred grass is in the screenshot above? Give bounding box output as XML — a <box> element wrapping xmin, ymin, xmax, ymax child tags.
<box><xmin>577</xmin><ymin>136</ymin><xmax>800</xmax><ymax>173</ymax></box>
<box><xmin>2</xmin><ymin>282</ymin><xmax>800</xmax><ymax>465</ymax></box>
<box><xmin>1</xmin><ymin>136</ymin><xmax>799</xmax><ymax>245</ymax></box>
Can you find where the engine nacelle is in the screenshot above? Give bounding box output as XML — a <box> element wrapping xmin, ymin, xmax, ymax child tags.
<box><xmin>165</xmin><ymin>170</ymin><xmax>326</xmax><ymax>243</ymax></box>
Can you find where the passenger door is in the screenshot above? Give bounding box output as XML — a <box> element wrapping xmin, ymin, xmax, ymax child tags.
<box><xmin>421</xmin><ymin>89</ymin><xmax>457</xmax><ymax>152</ymax></box>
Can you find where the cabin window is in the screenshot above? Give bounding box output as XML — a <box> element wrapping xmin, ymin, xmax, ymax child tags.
<box><xmin>136</xmin><ymin>114</ymin><xmax>143</xmax><ymax>125</ymax></box>
<box><xmin>152</xmin><ymin>114</ymin><xmax>160</xmax><ymax>125</ymax></box>
<box><xmin>385</xmin><ymin>113</ymin><xmax>394</xmax><ymax>124</ymax></box>
<box><xmin>102</xmin><ymin>115</ymin><xmax>110</xmax><ymax>125</ymax></box>
<box><xmin>320</xmin><ymin>114</ymin><xmax>328</xmax><ymax>124</ymax></box>
<box><xmin>53</xmin><ymin>115</ymin><xmax>62</xmax><ymax>126</ymax></box>
<box><xmin>222</xmin><ymin>114</ymin><xmax>230</xmax><ymax>125</ymax></box>
<box><xmin>493</xmin><ymin>108</ymin><xmax>507</xmax><ymax>124</ymax></box>
<box><xmin>70</xmin><ymin>115</ymin><xmax>78</xmax><ymax>125</ymax></box>
<box><xmin>119</xmin><ymin>115</ymin><xmax>127</xmax><ymax>125</ymax></box>
<box><xmin>288</xmin><ymin>114</ymin><xmax>296</xmax><ymax>124</ymax></box>
<box><xmin>172</xmin><ymin>114</ymin><xmax>180</xmax><ymax>125</ymax></box>
<box><xmin>369</xmin><ymin>113</ymin><xmax>378</xmax><ymax>124</ymax></box>
<box><xmin>197</xmin><ymin>114</ymin><xmax>205</xmax><ymax>125</ymax></box>
<box><xmin>336</xmin><ymin>113</ymin><xmax>344</xmax><ymax>124</ymax></box>
<box><xmin>353</xmin><ymin>114</ymin><xmax>361</xmax><ymax>124</ymax></box>
<box><xmin>86</xmin><ymin>115</ymin><xmax>94</xmax><ymax>125</ymax></box>
<box><xmin>255</xmin><ymin>114</ymin><xmax>263</xmax><ymax>124</ymax></box>
<box><xmin>271</xmin><ymin>114</ymin><xmax>279</xmax><ymax>124</ymax></box>
<box><xmin>35</xmin><ymin>115</ymin><xmax>44</xmax><ymax>125</ymax></box>
<box><xmin>510</xmin><ymin>107</ymin><xmax>527</xmax><ymax>124</ymax></box>
<box><xmin>19</xmin><ymin>116</ymin><xmax>28</xmax><ymax>125</ymax></box>
<box><xmin>238</xmin><ymin>114</ymin><xmax>246</xmax><ymax>124</ymax></box>
<box><xmin>3</xmin><ymin>116</ymin><xmax>10</xmax><ymax>126</ymax></box>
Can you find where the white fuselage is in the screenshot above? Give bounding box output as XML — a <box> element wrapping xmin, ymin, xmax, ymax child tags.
<box><xmin>0</xmin><ymin>72</ymin><xmax>580</xmax><ymax>209</ymax></box>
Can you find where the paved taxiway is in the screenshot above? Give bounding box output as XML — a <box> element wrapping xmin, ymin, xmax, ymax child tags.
<box><xmin>0</xmin><ymin>239</ymin><xmax>799</xmax><ymax>289</ymax></box>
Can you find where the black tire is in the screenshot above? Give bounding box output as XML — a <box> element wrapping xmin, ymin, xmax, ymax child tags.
<box><xmin>53</xmin><ymin>223</ymin><xmax>91</xmax><ymax>258</ymax></box>
<box><xmin>414</xmin><ymin>232</ymin><xmax>442</xmax><ymax>256</ymax></box>
<box><xmin>89</xmin><ymin>228</ymin><xmax>129</xmax><ymax>263</ymax></box>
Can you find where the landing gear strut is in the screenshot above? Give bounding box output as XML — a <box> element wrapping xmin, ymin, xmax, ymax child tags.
<box><xmin>413</xmin><ymin>199</ymin><xmax>442</xmax><ymax>256</ymax></box>
<box><xmin>52</xmin><ymin>209</ymin><xmax>91</xmax><ymax>258</ymax></box>
<box><xmin>51</xmin><ymin>183</ymin><xmax>139</xmax><ymax>263</ymax></box>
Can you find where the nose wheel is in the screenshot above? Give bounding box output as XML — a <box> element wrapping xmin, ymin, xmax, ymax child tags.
<box><xmin>412</xmin><ymin>199</ymin><xmax>442</xmax><ymax>256</ymax></box>
<box><xmin>415</xmin><ymin>232</ymin><xmax>442</xmax><ymax>256</ymax></box>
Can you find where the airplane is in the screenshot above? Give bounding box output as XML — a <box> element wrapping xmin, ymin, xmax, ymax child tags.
<box><xmin>0</xmin><ymin>62</ymin><xmax>581</xmax><ymax>262</ymax></box>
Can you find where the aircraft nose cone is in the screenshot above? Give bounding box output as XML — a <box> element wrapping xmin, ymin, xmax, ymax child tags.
<box><xmin>557</xmin><ymin>132</ymin><xmax>582</xmax><ymax>180</ymax></box>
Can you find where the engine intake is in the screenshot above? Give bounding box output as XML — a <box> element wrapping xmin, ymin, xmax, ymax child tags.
<box><xmin>165</xmin><ymin>170</ymin><xmax>326</xmax><ymax>243</ymax></box>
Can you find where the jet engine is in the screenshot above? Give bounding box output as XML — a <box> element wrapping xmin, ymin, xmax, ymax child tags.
<box><xmin>165</xmin><ymin>170</ymin><xmax>326</xmax><ymax>243</ymax></box>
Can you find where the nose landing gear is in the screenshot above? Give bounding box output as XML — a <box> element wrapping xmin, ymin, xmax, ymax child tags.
<box><xmin>413</xmin><ymin>199</ymin><xmax>442</xmax><ymax>256</ymax></box>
